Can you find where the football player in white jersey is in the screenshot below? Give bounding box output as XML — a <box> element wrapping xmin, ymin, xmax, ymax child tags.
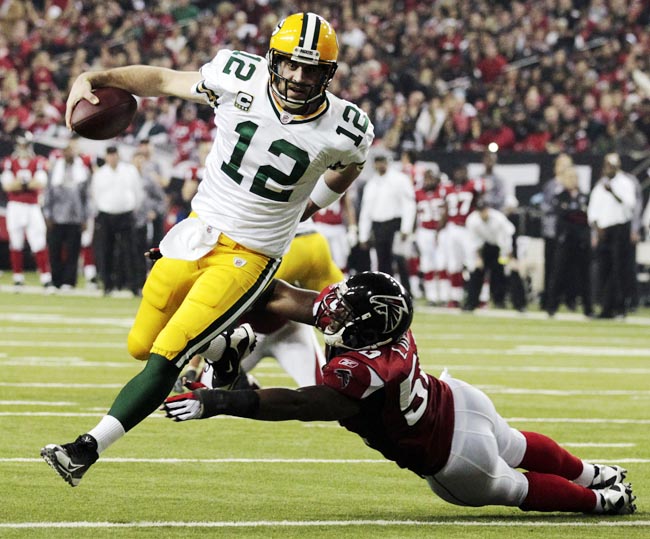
<box><xmin>42</xmin><ymin>12</ymin><xmax>374</xmax><ymax>487</ymax></box>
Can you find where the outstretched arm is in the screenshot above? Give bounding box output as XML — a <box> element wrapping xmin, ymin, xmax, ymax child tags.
<box><xmin>65</xmin><ymin>66</ymin><xmax>203</xmax><ymax>128</ymax></box>
<box><xmin>162</xmin><ymin>385</ymin><xmax>360</xmax><ymax>422</ymax></box>
<box><xmin>253</xmin><ymin>279</ymin><xmax>319</xmax><ymax>325</ymax></box>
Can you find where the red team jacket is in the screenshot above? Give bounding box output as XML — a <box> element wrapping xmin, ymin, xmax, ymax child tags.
<box><xmin>322</xmin><ymin>329</ymin><xmax>455</xmax><ymax>476</ymax></box>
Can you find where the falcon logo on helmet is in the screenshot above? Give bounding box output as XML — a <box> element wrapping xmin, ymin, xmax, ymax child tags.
<box><xmin>370</xmin><ymin>295</ymin><xmax>411</xmax><ymax>334</ymax></box>
<box><xmin>314</xmin><ymin>272</ymin><xmax>413</xmax><ymax>351</ymax></box>
<box><xmin>267</xmin><ymin>12</ymin><xmax>339</xmax><ymax>110</ymax></box>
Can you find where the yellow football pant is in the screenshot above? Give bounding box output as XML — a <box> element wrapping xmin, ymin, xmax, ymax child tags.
<box><xmin>127</xmin><ymin>233</ymin><xmax>280</xmax><ymax>368</ymax></box>
<box><xmin>274</xmin><ymin>232</ymin><xmax>343</xmax><ymax>291</ymax></box>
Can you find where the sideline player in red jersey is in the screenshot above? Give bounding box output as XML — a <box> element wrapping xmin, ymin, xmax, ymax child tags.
<box><xmin>437</xmin><ymin>161</ymin><xmax>485</xmax><ymax>306</ymax></box>
<box><xmin>414</xmin><ymin>166</ymin><xmax>448</xmax><ymax>304</ymax></box>
<box><xmin>164</xmin><ymin>272</ymin><xmax>636</xmax><ymax>516</ymax></box>
<box><xmin>0</xmin><ymin>132</ymin><xmax>52</xmax><ymax>287</ymax></box>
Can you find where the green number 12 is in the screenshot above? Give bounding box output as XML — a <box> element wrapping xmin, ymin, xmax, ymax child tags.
<box><xmin>220</xmin><ymin>121</ymin><xmax>311</xmax><ymax>202</ymax></box>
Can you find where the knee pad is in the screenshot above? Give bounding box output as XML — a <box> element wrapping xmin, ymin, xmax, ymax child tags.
<box><xmin>127</xmin><ymin>330</ymin><xmax>151</xmax><ymax>361</ymax></box>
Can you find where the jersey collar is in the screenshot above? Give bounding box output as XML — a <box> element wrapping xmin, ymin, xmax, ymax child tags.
<box><xmin>267</xmin><ymin>84</ymin><xmax>329</xmax><ymax>125</ymax></box>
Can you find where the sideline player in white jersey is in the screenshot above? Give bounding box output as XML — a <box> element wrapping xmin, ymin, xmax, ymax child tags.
<box><xmin>42</xmin><ymin>12</ymin><xmax>374</xmax><ymax>487</ymax></box>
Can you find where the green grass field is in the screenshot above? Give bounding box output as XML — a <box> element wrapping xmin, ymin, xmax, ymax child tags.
<box><xmin>1</xmin><ymin>277</ymin><xmax>648</xmax><ymax>538</ymax></box>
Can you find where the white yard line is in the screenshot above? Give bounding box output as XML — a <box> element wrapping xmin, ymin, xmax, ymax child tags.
<box><xmin>0</xmin><ymin>400</ymin><xmax>75</xmax><ymax>406</ymax></box>
<box><xmin>1</xmin><ymin>519</ymin><xmax>649</xmax><ymax>530</ymax></box>
<box><xmin>3</xmin><ymin>457</ymin><xmax>650</xmax><ymax>464</ymax></box>
<box><xmin>0</xmin><ymin>340</ymin><xmax>125</xmax><ymax>348</ymax></box>
<box><xmin>421</xmin><ymin>306</ymin><xmax>650</xmax><ymax>325</ymax></box>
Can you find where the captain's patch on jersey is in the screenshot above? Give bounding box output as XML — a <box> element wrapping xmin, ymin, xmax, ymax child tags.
<box><xmin>235</xmin><ymin>91</ymin><xmax>254</xmax><ymax>111</ymax></box>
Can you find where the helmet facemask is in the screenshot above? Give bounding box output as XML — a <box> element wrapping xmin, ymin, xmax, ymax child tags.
<box><xmin>268</xmin><ymin>49</ymin><xmax>337</xmax><ymax>111</ymax></box>
<box><xmin>315</xmin><ymin>273</ymin><xmax>413</xmax><ymax>351</ymax></box>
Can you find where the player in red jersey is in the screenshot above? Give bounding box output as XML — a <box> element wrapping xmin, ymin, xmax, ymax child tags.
<box><xmin>0</xmin><ymin>133</ymin><xmax>52</xmax><ymax>287</ymax></box>
<box><xmin>312</xmin><ymin>193</ymin><xmax>356</xmax><ymax>273</ymax></box>
<box><xmin>437</xmin><ymin>161</ymin><xmax>486</xmax><ymax>306</ymax></box>
<box><xmin>164</xmin><ymin>272</ymin><xmax>635</xmax><ymax>515</ymax></box>
<box><xmin>414</xmin><ymin>167</ymin><xmax>448</xmax><ymax>304</ymax></box>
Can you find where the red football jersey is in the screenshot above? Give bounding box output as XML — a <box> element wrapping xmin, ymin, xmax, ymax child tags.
<box><xmin>444</xmin><ymin>178</ymin><xmax>486</xmax><ymax>226</ymax></box>
<box><xmin>169</xmin><ymin>119</ymin><xmax>211</xmax><ymax>163</ymax></box>
<box><xmin>322</xmin><ymin>329</ymin><xmax>454</xmax><ymax>476</ymax></box>
<box><xmin>313</xmin><ymin>199</ymin><xmax>344</xmax><ymax>226</ymax></box>
<box><xmin>1</xmin><ymin>155</ymin><xmax>48</xmax><ymax>204</ymax></box>
<box><xmin>415</xmin><ymin>185</ymin><xmax>447</xmax><ymax>230</ymax></box>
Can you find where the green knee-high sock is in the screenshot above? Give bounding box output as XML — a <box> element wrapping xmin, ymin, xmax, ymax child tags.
<box><xmin>108</xmin><ymin>353</ymin><xmax>180</xmax><ymax>432</ymax></box>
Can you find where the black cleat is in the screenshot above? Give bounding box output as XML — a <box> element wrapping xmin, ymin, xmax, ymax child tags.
<box><xmin>41</xmin><ymin>434</ymin><xmax>99</xmax><ymax>487</ymax></box>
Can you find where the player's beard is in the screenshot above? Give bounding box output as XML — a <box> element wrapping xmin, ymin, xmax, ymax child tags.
<box><xmin>271</xmin><ymin>79</ymin><xmax>323</xmax><ymax>116</ymax></box>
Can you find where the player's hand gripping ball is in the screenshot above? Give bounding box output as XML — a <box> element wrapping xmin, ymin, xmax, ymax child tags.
<box><xmin>70</xmin><ymin>87</ymin><xmax>137</xmax><ymax>140</ymax></box>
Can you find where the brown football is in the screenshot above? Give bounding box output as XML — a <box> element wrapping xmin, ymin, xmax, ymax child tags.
<box><xmin>70</xmin><ymin>87</ymin><xmax>137</xmax><ymax>140</ymax></box>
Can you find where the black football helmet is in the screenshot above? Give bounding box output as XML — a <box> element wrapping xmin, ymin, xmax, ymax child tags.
<box><xmin>314</xmin><ymin>272</ymin><xmax>413</xmax><ymax>350</ymax></box>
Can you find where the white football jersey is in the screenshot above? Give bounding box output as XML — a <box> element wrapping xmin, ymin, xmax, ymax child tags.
<box><xmin>191</xmin><ymin>49</ymin><xmax>374</xmax><ymax>257</ymax></box>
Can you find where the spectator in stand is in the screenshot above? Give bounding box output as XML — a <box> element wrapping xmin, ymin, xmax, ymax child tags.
<box><xmin>545</xmin><ymin>166</ymin><xmax>593</xmax><ymax>318</ymax></box>
<box><xmin>132</xmin><ymin>99</ymin><xmax>169</xmax><ymax>145</ymax></box>
<box><xmin>168</xmin><ymin>102</ymin><xmax>211</xmax><ymax>165</ymax></box>
<box><xmin>477</xmin><ymin>38</ymin><xmax>508</xmax><ymax>83</ymax></box>
<box><xmin>4</xmin><ymin>1</ymin><xmax>650</xmax><ymax>159</ymax></box>
<box><xmin>90</xmin><ymin>146</ymin><xmax>143</xmax><ymax>297</ymax></box>
<box><xmin>0</xmin><ymin>132</ymin><xmax>52</xmax><ymax>288</ymax></box>
<box><xmin>587</xmin><ymin>153</ymin><xmax>638</xmax><ymax>319</ymax></box>
<box><xmin>2</xmin><ymin>92</ymin><xmax>33</xmax><ymax>131</ymax></box>
<box><xmin>43</xmin><ymin>136</ymin><xmax>92</xmax><ymax>290</ymax></box>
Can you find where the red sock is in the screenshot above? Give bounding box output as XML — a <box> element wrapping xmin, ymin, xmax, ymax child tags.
<box><xmin>81</xmin><ymin>246</ymin><xmax>95</xmax><ymax>266</ymax></box>
<box><xmin>10</xmin><ymin>249</ymin><xmax>23</xmax><ymax>273</ymax></box>
<box><xmin>519</xmin><ymin>431</ymin><xmax>583</xmax><ymax>480</ymax></box>
<box><xmin>34</xmin><ymin>249</ymin><xmax>51</xmax><ymax>274</ymax></box>
<box><xmin>520</xmin><ymin>472</ymin><xmax>597</xmax><ymax>512</ymax></box>
<box><xmin>450</xmin><ymin>271</ymin><xmax>464</xmax><ymax>288</ymax></box>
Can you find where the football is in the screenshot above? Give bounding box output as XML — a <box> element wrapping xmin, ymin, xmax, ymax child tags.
<box><xmin>70</xmin><ymin>87</ymin><xmax>137</xmax><ymax>140</ymax></box>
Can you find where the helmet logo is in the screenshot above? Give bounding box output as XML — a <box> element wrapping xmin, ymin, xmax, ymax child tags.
<box><xmin>291</xmin><ymin>46</ymin><xmax>320</xmax><ymax>64</ymax></box>
<box><xmin>271</xmin><ymin>19</ymin><xmax>285</xmax><ymax>36</ymax></box>
<box><xmin>370</xmin><ymin>295</ymin><xmax>409</xmax><ymax>333</ymax></box>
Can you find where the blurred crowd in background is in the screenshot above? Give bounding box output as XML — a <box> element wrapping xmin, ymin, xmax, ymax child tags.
<box><xmin>1</xmin><ymin>0</ymin><xmax>650</xmax><ymax>315</ymax></box>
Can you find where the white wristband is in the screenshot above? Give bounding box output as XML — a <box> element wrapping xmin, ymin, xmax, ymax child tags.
<box><xmin>310</xmin><ymin>176</ymin><xmax>343</xmax><ymax>208</ymax></box>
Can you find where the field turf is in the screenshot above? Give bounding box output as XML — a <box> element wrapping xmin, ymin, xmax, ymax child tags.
<box><xmin>0</xmin><ymin>277</ymin><xmax>648</xmax><ymax>538</ymax></box>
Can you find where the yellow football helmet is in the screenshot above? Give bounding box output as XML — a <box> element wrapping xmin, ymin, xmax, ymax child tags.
<box><xmin>267</xmin><ymin>12</ymin><xmax>339</xmax><ymax>109</ymax></box>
